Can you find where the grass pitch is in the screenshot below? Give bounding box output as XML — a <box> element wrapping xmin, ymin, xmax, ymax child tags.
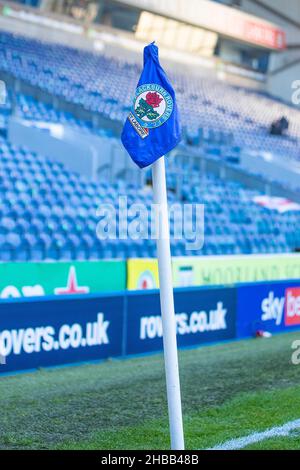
<box><xmin>1</xmin><ymin>331</ymin><xmax>300</xmax><ymax>450</ymax></box>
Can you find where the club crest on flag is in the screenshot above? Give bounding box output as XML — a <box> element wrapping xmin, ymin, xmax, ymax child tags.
<box><xmin>128</xmin><ymin>84</ymin><xmax>174</xmax><ymax>139</ymax></box>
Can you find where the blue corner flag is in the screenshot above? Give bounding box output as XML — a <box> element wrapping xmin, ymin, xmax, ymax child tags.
<box><xmin>121</xmin><ymin>42</ymin><xmax>181</xmax><ymax>168</ymax></box>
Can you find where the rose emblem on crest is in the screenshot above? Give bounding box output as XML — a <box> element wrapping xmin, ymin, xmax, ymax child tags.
<box><xmin>135</xmin><ymin>91</ymin><xmax>164</xmax><ymax>121</ymax></box>
<box><xmin>145</xmin><ymin>92</ymin><xmax>163</xmax><ymax>108</ymax></box>
<box><xmin>130</xmin><ymin>84</ymin><xmax>173</xmax><ymax>132</ymax></box>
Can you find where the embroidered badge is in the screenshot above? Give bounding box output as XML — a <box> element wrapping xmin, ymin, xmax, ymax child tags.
<box><xmin>128</xmin><ymin>83</ymin><xmax>173</xmax><ymax>138</ymax></box>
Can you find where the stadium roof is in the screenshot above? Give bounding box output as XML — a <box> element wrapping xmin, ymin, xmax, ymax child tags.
<box><xmin>114</xmin><ymin>0</ymin><xmax>286</xmax><ymax>50</ymax></box>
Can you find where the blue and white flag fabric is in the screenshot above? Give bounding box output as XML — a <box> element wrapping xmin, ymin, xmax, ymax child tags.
<box><xmin>121</xmin><ymin>42</ymin><xmax>181</xmax><ymax>168</ymax></box>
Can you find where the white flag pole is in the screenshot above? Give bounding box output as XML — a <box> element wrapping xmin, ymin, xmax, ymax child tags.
<box><xmin>152</xmin><ymin>155</ymin><xmax>185</xmax><ymax>450</ymax></box>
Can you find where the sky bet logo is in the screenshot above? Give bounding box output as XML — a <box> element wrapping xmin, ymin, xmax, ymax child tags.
<box><xmin>261</xmin><ymin>291</ymin><xmax>284</xmax><ymax>326</ymax></box>
<box><xmin>261</xmin><ymin>288</ymin><xmax>300</xmax><ymax>327</ymax></box>
<box><xmin>285</xmin><ymin>288</ymin><xmax>300</xmax><ymax>326</ymax></box>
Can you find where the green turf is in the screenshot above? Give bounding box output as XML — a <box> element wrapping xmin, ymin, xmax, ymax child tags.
<box><xmin>1</xmin><ymin>331</ymin><xmax>300</xmax><ymax>450</ymax></box>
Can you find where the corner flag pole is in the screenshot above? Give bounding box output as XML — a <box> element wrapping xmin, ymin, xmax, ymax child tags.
<box><xmin>152</xmin><ymin>156</ymin><xmax>185</xmax><ymax>450</ymax></box>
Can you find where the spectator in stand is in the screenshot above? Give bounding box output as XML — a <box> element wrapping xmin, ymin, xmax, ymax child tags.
<box><xmin>270</xmin><ymin>116</ymin><xmax>289</xmax><ymax>136</ymax></box>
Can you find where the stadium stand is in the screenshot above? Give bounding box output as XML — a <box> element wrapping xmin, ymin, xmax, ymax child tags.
<box><xmin>1</xmin><ymin>30</ymin><xmax>300</xmax><ymax>164</ymax></box>
<box><xmin>11</xmin><ymin>92</ymin><xmax>112</xmax><ymax>137</ymax></box>
<box><xmin>0</xmin><ymin>128</ymin><xmax>299</xmax><ymax>261</ymax></box>
<box><xmin>1</xmin><ymin>31</ymin><xmax>300</xmax><ymax>261</ymax></box>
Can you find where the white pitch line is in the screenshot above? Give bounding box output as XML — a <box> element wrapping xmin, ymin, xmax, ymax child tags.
<box><xmin>208</xmin><ymin>419</ymin><xmax>300</xmax><ymax>450</ymax></box>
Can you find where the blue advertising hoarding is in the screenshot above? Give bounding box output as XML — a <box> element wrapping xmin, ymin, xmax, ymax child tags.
<box><xmin>0</xmin><ymin>294</ymin><xmax>124</xmax><ymax>373</ymax></box>
<box><xmin>1</xmin><ymin>279</ymin><xmax>300</xmax><ymax>375</ymax></box>
<box><xmin>237</xmin><ymin>280</ymin><xmax>300</xmax><ymax>338</ymax></box>
<box><xmin>126</xmin><ymin>287</ymin><xmax>236</xmax><ymax>355</ymax></box>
